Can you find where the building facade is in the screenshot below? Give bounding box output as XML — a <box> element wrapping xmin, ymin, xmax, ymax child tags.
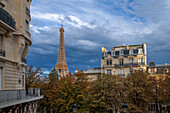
<box><xmin>0</xmin><ymin>0</ymin><xmax>32</xmax><ymax>90</ymax></box>
<box><xmin>0</xmin><ymin>0</ymin><xmax>43</xmax><ymax>112</ymax></box>
<box><xmin>101</xmin><ymin>43</ymin><xmax>147</xmax><ymax>76</ymax></box>
<box><xmin>75</xmin><ymin>67</ymin><xmax>101</xmax><ymax>81</ymax></box>
<box><xmin>55</xmin><ymin>24</ymin><xmax>69</xmax><ymax>77</ymax></box>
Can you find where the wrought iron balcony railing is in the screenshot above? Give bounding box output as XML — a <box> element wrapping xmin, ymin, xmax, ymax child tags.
<box><xmin>0</xmin><ymin>88</ymin><xmax>42</xmax><ymax>104</ymax></box>
<box><xmin>21</xmin><ymin>57</ymin><xmax>26</xmax><ymax>63</ymax></box>
<box><xmin>0</xmin><ymin>7</ymin><xmax>16</xmax><ymax>30</ymax></box>
<box><xmin>0</xmin><ymin>49</ymin><xmax>5</xmax><ymax>57</ymax></box>
<box><xmin>26</xmin><ymin>7</ymin><xmax>30</xmax><ymax>13</ymax></box>
<box><xmin>115</xmin><ymin>63</ymin><xmax>145</xmax><ymax>67</ymax></box>
<box><xmin>118</xmin><ymin>74</ymin><xmax>125</xmax><ymax>76</ymax></box>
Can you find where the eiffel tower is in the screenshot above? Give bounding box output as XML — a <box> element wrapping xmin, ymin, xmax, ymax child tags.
<box><xmin>55</xmin><ymin>23</ymin><xmax>69</xmax><ymax>77</ymax></box>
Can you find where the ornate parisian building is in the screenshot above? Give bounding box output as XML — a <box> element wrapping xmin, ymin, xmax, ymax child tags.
<box><xmin>101</xmin><ymin>43</ymin><xmax>147</xmax><ymax>76</ymax></box>
<box><xmin>55</xmin><ymin>24</ymin><xmax>69</xmax><ymax>77</ymax></box>
<box><xmin>0</xmin><ymin>0</ymin><xmax>43</xmax><ymax>112</ymax></box>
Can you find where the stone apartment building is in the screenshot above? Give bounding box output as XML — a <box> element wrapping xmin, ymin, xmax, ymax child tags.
<box><xmin>0</xmin><ymin>0</ymin><xmax>43</xmax><ymax>112</ymax></box>
<box><xmin>101</xmin><ymin>43</ymin><xmax>147</xmax><ymax>76</ymax></box>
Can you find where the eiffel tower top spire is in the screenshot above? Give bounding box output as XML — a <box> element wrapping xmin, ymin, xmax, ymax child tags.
<box><xmin>55</xmin><ymin>22</ymin><xmax>68</xmax><ymax>77</ymax></box>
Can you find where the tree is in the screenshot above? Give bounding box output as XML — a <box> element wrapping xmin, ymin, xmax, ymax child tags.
<box><xmin>87</xmin><ymin>74</ymin><xmax>124</xmax><ymax>113</ymax></box>
<box><xmin>154</xmin><ymin>73</ymin><xmax>170</xmax><ymax>112</ymax></box>
<box><xmin>125</xmin><ymin>71</ymin><xmax>155</xmax><ymax>113</ymax></box>
<box><xmin>25</xmin><ymin>65</ymin><xmax>43</xmax><ymax>89</ymax></box>
<box><xmin>38</xmin><ymin>71</ymin><xmax>90</xmax><ymax>113</ymax></box>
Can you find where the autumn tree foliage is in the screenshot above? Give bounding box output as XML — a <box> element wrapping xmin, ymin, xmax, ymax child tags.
<box><xmin>26</xmin><ymin>66</ymin><xmax>170</xmax><ymax>113</ymax></box>
<box><xmin>154</xmin><ymin>73</ymin><xmax>170</xmax><ymax>112</ymax></box>
<box><xmin>87</xmin><ymin>74</ymin><xmax>124</xmax><ymax>113</ymax></box>
<box><xmin>25</xmin><ymin>65</ymin><xmax>43</xmax><ymax>88</ymax></box>
<box><xmin>124</xmin><ymin>71</ymin><xmax>155</xmax><ymax>113</ymax></box>
<box><xmin>38</xmin><ymin>71</ymin><xmax>90</xmax><ymax>113</ymax></box>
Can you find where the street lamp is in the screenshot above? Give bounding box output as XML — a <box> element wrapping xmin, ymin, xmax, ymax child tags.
<box><xmin>72</xmin><ymin>103</ymin><xmax>77</xmax><ymax>113</ymax></box>
<box><xmin>122</xmin><ymin>102</ymin><xmax>128</xmax><ymax>113</ymax></box>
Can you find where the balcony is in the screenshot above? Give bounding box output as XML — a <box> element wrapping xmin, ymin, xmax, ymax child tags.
<box><xmin>118</xmin><ymin>74</ymin><xmax>125</xmax><ymax>76</ymax></box>
<box><xmin>26</xmin><ymin>7</ymin><xmax>30</xmax><ymax>13</ymax></box>
<box><xmin>26</xmin><ymin>30</ymin><xmax>31</xmax><ymax>38</ymax></box>
<box><xmin>0</xmin><ymin>7</ymin><xmax>16</xmax><ymax>30</ymax></box>
<box><xmin>103</xmin><ymin>64</ymin><xmax>114</xmax><ymax>68</ymax></box>
<box><xmin>21</xmin><ymin>57</ymin><xmax>26</xmax><ymax>63</ymax></box>
<box><xmin>0</xmin><ymin>88</ymin><xmax>43</xmax><ymax>109</ymax></box>
<box><xmin>115</xmin><ymin>63</ymin><xmax>145</xmax><ymax>67</ymax></box>
<box><xmin>0</xmin><ymin>49</ymin><xmax>5</xmax><ymax>57</ymax></box>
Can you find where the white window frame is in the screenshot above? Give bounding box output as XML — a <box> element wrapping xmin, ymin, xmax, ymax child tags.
<box><xmin>138</xmin><ymin>48</ymin><xmax>143</xmax><ymax>54</ymax></box>
<box><xmin>129</xmin><ymin>49</ymin><xmax>133</xmax><ymax>55</ymax></box>
<box><xmin>119</xmin><ymin>69</ymin><xmax>124</xmax><ymax>76</ymax></box>
<box><xmin>107</xmin><ymin>69</ymin><xmax>112</xmax><ymax>75</ymax></box>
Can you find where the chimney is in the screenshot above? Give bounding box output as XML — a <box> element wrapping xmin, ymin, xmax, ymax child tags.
<box><xmin>126</xmin><ymin>44</ymin><xmax>129</xmax><ymax>50</ymax></box>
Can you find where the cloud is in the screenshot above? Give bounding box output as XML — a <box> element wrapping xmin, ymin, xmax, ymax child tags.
<box><xmin>27</xmin><ymin>0</ymin><xmax>170</xmax><ymax>73</ymax></box>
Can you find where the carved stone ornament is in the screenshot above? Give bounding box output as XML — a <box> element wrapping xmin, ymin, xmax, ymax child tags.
<box><xmin>0</xmin><ymin>61</ymin><xmax>5</xmax><ymax>67</ymax></box>
<box><xmin>6</xmin><ymin>31</ymin><xmax>13</xmax><ymax>38</ymax></box>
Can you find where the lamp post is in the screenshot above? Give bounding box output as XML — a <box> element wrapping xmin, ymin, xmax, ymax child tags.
<box><xmin>122</xmin><ymin>102</ymin><xmax>128</xmax><ymax>113</ymax></box>
<box><xmin>72</xmin><ymin>103</ymin><xmax>77</xmax><ymax>113</ymax></box>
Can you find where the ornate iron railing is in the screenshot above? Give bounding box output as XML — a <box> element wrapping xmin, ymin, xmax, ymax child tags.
<box><xmin>0</xmin><ymin>88</ymin><xmax>42</xmax><ymax>103</ymax></box>
<box><xmin>26</xmin><ymin>7</ymin><xmax>30</xmax><ymax>13</ymax></box>
<box><xmin>0</xmin><ymin>8</ymin><xmax>16</xmax><ymax>29</ymax></box>
<box><xmin>115</xmin><ymin>63</ymin><xmax>145</xmax><ymax>67</ymax></box>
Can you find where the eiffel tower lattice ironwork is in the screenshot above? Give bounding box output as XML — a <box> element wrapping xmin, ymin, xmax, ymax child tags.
<box><xmin>55</xmin><ymin>23</ymin><xmax>69</xmax><ymax>77</ymax></box>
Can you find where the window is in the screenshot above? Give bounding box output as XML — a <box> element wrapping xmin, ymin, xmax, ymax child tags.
<box><xmin>138</xmin><ymin>48</ymin><xmax>143</xmax><ymax>54</ymax></box>
<box><xmin>133</xmin><ymin>49</ymin><xmax>138</xmax><ymax>54</ymax></box>
<box><xmin>129</xmin><ymin>58</ymin><xmax>133</xmax><ymax>65</ymax></box>
<box><xmin>115</xmin><ymin>51</ymin><xmax>119</xmax><ymax>56</ymax></box>
<box><xmin>98</xmin><ymin>75</ymin><xmax>101</xmax><ymax>78</ymax></box>
<box><xmin>129</xmin><ymin>68</ymin><xmax>133</xmax><ymax>75</ymax></box>
<box><xmin>103</xmin><ymin>52</ymin><xmax>107</xmax><ymax>57</ymax></box>
<box><xmin>111</xmin><ymin>52</ymin><xmax>114</xmax><ymax>56</ymax></box>
<box><xmin>26</xmin><ymin>20</ymin><xmax>29</xmax><ymax>31</ymax></box>
<box><xmin>138</xmin><ymin>58</ymin><xmax>143</xmax><ymax>64</ymax></box>
<box><xmin>119</xmin><ymin>50</ymin><xmax>124</xmax><ymax>55</ymax></box>
<box><xmin>139</xmin><ymin>68</ymin><xmax>143</xmax><ymax>71</ymax></box>
<box><xmin>124</xmin><ymin>50</ymin><xmax>129</xmax><ymax>55</ymax></box>
<box><xmin>107</xmin><ymin>69</ymin><xmax>112</xmax><ymax>75</ymax></box>
<box><xmin>119</xmin><ymin>59</ymin><xmax>124</xmax><ymax>65</ymax></box>
<box><xmin>107</xmin><ymin>60</ymin><xmax>112</xmax><ymax>65</ymax></box>
<box><xmin>22</xmin><ymin>75</ymin><xmax>24</xmax><ymax>87</ymax></box>
<box><xmin>0</xmin><ymin>35</ymin><xmax>1</xmax><ymax>49</ymax></box>
<box><xmin>129</xmin><ymin>49</ymin><xmax>133</xmax><ymax>55</ymax></box>
<box><xmin>0</xmin><ymin>68</ymin><xmax>2</xmax><ymax>90</ymax></box>
<box><xmin>119</xmin><ymin>69</ymin><xmax>124</xmax><ymax>76</ymax></box>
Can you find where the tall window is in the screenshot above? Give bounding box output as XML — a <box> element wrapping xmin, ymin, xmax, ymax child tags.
<box><xmin>129</xmin><ymin>58</ymin><xmax>133</xmax><ymax>65</ymax></box>
<box><xmin>119</xmin><ymin>69</ymin><xmax>124</xmax><ymax>76</ymax></box>
<box><xmin>22</xmin><ymin>75</ymin><xmax>24</xmax><ymax>87</ymax></box>
<box><xmin>138</xmin><ymin>48</ymin><xmax>143</xmax><ymax>54</ymax></box>
<box><xmin>119</xmin><ymin>50</ymin><xmax>124</xmax><ymax>55</ymax></box>
<box><xmin>107</xmin><ymin>69</ymin><xmax>112</xmax><ymax>75</ymax></box>
<box><xmin>129</xmin><ymin>49</ymin><xmax>133</xmax><ymax>55</ymax></box>
<box><xmin>26</xmin><ymin>20</ymin><xmax>29</xmax><ymax>31</ymax></box>
<box><xmin>119</xmin><ymin>59</ymin><xmax>124</xmax><ymax>65</ymax></box>
<box><xmin>107</xmin><ymin>60</ymin><xmax>112</xmax><ymax>65</ymax></box>
<box><xmin>138</xmin><ymin>58</ymin><xmax>143</xmax><ymax>64</ymax></box>
<box><xmin>0</xmin><ymin>68</ymin><xmax>2</xmax><ymax>90</ymax></box>
<box><xmin>0</xmin><ymin>35</ymin><xmax>1</xmax><ymax>50</ymax></box>
<box><xmin>129</xmin><ymin>68</ymin><xmax>133</xmax><ymax>75</ymax></box>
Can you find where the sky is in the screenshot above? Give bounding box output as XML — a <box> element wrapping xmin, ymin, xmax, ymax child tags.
<box><xmin>28</xmin><ymin>0</ymin><xmax>170</xmax><ymax>74</ymax></box>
